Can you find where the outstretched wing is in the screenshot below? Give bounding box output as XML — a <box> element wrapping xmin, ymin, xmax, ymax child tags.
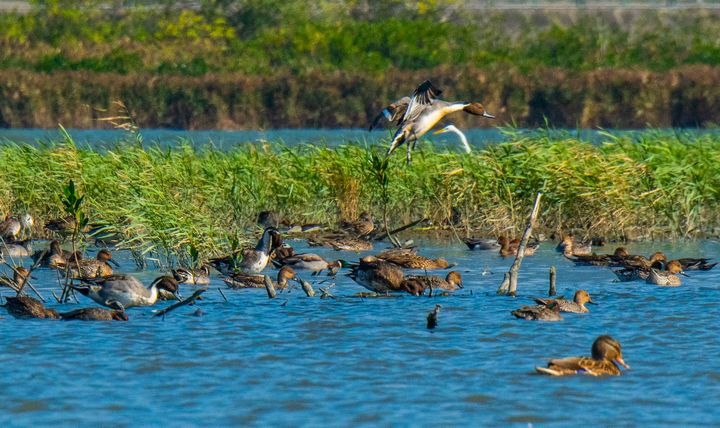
<box><xmin>369</xmin><ymin>97</ymin><xmax>410</xmax><ymax>130</ymax></box>
<box><xmin>401</xmin><ymin>80</ymin><xmax>442</xmax><ymax>123</ymax></box>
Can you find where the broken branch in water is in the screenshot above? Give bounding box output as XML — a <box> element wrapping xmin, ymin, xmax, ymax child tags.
<box><xmin>549</xmin><ymin>266</ymin><xmax>557</xmax><ymax>296</ymax></box>
<box><xmin>497</xmin><ymin>192</ymin><xmax>542</xmax><ymax>296</ymax></box>
<box><xmin>154</xmin><ymin>288</ymin><xmax>207</xmax><ymax>318</ymax></box>
<box><xmin>372</xmin><ymin>217</ymin><xmax>426</xmax><ymax>242</ymax></box>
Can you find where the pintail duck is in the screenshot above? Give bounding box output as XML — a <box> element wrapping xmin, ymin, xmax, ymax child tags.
<box><xmin>401</xmin><ymin>271</ymin><xmax>463</xmax><ymax>296</ymax></box>
<box><xmin>676</xmin><ymin>257</ymin><xmax>717</xmax><ymax>271</ymax></box>
<box><xmin>0</xmin><ymin>213</ymin><xmax>32</xmax><ymax>241</ymax></box>
<box><xmin>62</xmin><ymin>249</ymin><xmax>118</xmax><ymax>279</ymax></box>
<box><xmin>272</xmin><ymin>253</ymin><xmax>343</xmax><ymax>274</ymax></box>
<box><xmin>511</xmin><ymin>303</ymin><xmax>563</xmax><ymax>321</ymax></box>
<box><xmin>308</xmin><ymin>235</ymin><xmax>373</xmax><ymax>252</ymax></box>
<box><xmin>209</xmin><ymin>227</ymin><xmax>280</xmax><ymax>274</ymax></box>
<box><xmin>0</xmin><ymin>267</ymin><xmax>32</xmax><ymax>292</ymax></box>
<box><xmin>498</xmin><ymin>236</ymin><xmax>539</xmax><ymax>257</ymax></box>
<box><xmin>374</xmin><ymin>247</ymin><xmax>451</xmax><ymax>270</ymax></box>
<box><xmin>534</xmin><ymin>290</ymin><xmax>596</xmax><ymax>313</ymax></box>
<box><xmin>71</xmin><ymin>274</ymin><xmax>180</xmax><ymax>310</ymax></box>
<box><xmin>1</xmin><ymin>239</ymin><xmax>32</xmax><ymax>258</ymax></box>
<box><xmin>646</xmin><ymin>260</ymin><xmax>685</xmax><ymax>286</ymax></box>
<box><xmin>2</xmin><ymin>296</ymin><xmax>59</xmax><ymax>319</ymax></box>
<box><xmin>175</xmin><ymin>265</ymin><xmax>211</xmax><ymax>285</ymax></box>
<box><xmin>347</xmin><ymin>256</ymin><xmax>405</xmax><ymax>293</ymax></box>
<box><xmin>257</xmin><ymin>210</ymin><xmax>282</xmax><ymax>228</ymax></box>
<box><xmin>535</xmin><ymin>335</ymin><xmax>629</xmax><ymax>376</ymax></box>
<box><xmin>567</xmin><ymin>247</ymin><xmax>629</xmax><ymax>267</ymax></box>
<box><xmin>463</xmin><ymin>238</ymin><xmax>499</xmax><ymax>251</ymax></box>
<box><xmin>339</xmin><ymin>212</ymin><xmax>375</xmax><ymax>237</ymax></box>
<box><xmin>556</xmin><ymin>234</ymin><xmax>592</xmax><ymax>257</ymax></box>
<box><xmin>224</xmin><ymin>266</ymin><xmax>302</xmax><ymax>289</ymax></box>
<box><xmin>620</xmin><ymin>251</ymin><xmax>667</xmax><ymax>270</ymax></box>
<box><xmin>433</xmin><ymin>124</ymin><xmax>472</xmax><ymax>153</ymax></box>
<box><xmin>374</xmin><ymin>80</ymin><xmax>494</xmax><ymax>164</ymax></box>
<box><xmin>60</xmin><ymin>307</ymin><xmax>128</xmax><ymax>321</ymax></box>
<box><xmin>32</xmin><ymin>240</ymin><xmax>71</xmax><ymax>268</ymax></box>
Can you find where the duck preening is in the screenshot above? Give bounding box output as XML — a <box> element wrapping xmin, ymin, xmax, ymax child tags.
<box><xmin>535</xmin><ymin>335</ymin><xmax>629</xmax><ymax>376</ymax></box>
<box><xmin>372</xmin><ymin>80</ymin><xmax>494</xmax><ymax>164</ymax></box>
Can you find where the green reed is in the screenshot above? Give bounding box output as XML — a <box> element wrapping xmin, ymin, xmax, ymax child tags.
<box><xmin>1</xmin><ymin>130</ymin><xmax>719</xmax><ymax>261</ymax></box>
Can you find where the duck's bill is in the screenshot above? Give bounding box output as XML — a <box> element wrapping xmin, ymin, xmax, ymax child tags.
<box><xmin>482</xmin><ymin>112</ymin><xmax>495</xmax><ymax>119</ymax></box>
<box><xmin>680</xmin><ymin>272</ymin><xmax>690</xmax><ymax>277</ymax></box>
<box><xmin>108</xmin><ymin>258</ymin><xmax>120</xmax><ymax>267</ymax></box>
<box><xmin>615</xmin><ymin>357</ymin><xmax>630</xmax><ymax>369</ymax></box>
<box><xmin>588</xmin><ymin>300</ymin><xmax>598</xmax><ymax>305</ymax></box>
<box><xmin>457</xmin><ymin>283</ymin><xmax>464</xmax><ymax>289</ymax></box>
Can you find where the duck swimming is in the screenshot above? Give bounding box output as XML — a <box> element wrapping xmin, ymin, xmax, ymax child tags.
<box><xmin>272</xmin><ymin>253</ymin><xmax>343</xmax><ymax>275</ymax></box>
<box><xmin>374</xmin><ymin>247</ymin><xmax>451</xmax><ymax>270</ymax></box>
<box><xmin>498</xmin><ymin>236</ymin><xmax>538</xmax><ymax>257</ymax></box>
<box><xmin>646</xmin><ymin>260</ymin><xmax>685</xmax><ymax>286</ymax></box>
<box><xmin>556</xmin><ymin>234</ymin><xmax>592</xmax><ymax>257</ymax></box>
<box><xmin>2</xmin><ymin>296</ymin><xmax>59</xmax><ymax>319</ymax></box>
<box><xmin>61</xmin><ymin>249</ymin><xmax>118</xmax><ymax>279</ymax></box>
<box><xmin>32</xmin><ymin>240</ymin><xmax>72</xmax><ymax>268</ymax></box>
<box><xmin>567</xmin><ymin>247</ymin><xmax>629</xmax><ymax>267</ymax></box>
<box><xmin>224</xmin><ymin>266</ymin><xmax>302</xmax><ymax>290</ymax></box>
<box><xmin>401</xmin><ymin>271</ymin><xmax>463</xmax><ymax>296</ymax></box>
<box><xmin>511</xmin><ymin>303</ymin><xmax>563</xmax><ymax>321</ymax></box>
<box><xmin>534</xmin><ymin>290</ymin><xmax>596</xmax><ymax>313</ymax></box>
<box><xmin>209</xmin><ymin>227</ymin><xmax>280</xmax><ymax>274</ymax></box>
<box><xmin>71</xmin><ymin>274</ymin><xmax>181</xmax><ymax>310</ymax></box>
<box><xmin>347</xmin><ymin>256</ymin><xmax>405</xmax><ymax>293</ymax></box>
<box><xmin>1</xmin><ymin>239</ymin><xmax>33</xmax><ymax>258</ymax></box>
<box><xmin>60</xmin><ymin>307</ymin><xmax>128</xmax><ymax>321</ymax></box>
<box><xmin>175</xmin><ymin>265</ymin><xmax>211</xmax><ymax>285</ymax></box>
<box><xmin>535</xmin><ymin>335</ymin><xmax>629</xmax><ymax>376</ymax></box>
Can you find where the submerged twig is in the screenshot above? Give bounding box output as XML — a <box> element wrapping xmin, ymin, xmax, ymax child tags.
<box><xmin>154</xmin><ymin>288</ymin><xmax>207</xmax><ymax>318</ymax></box>
<box><xmin>549</xmin><ymin>266</ymin><xmax>557</xmax><ymax>296</ymax></box>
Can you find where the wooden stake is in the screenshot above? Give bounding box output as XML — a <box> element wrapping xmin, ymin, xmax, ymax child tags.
<box><xmin>497</xmin><ymin>192</ymin><xmax>543</xmax><ymax>296</ymax></box>
<box><xmin>264</xmin><ymin>275</ymin><xmax>277</xmax><ymax>299</ymax></box>
<box><xmin>549</xmin><ymin>266</ymin><xmax>557</xmax><ymax>296</ymax></box>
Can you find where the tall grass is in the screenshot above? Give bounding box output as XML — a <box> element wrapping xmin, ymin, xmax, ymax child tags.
<box><xmin>1</xmin><ymin>130</ymin><xmax>719</xmax><ymax>261</ymax></box>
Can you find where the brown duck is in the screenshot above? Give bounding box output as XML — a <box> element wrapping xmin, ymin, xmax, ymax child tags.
<box><xmin>498</xmin><ymin>236</ymin><xmax>539</xmax><ymax>257</ymax></box>
<box><xmin>400</xmin><ymin>271</ymin><xmax>463</xmax><ymax>296</ymax></box>
<box><xmin>339</xmin><ymin>212</ymin><xmax>375</xmax><ymax>237</ymax></box>
<box><xmin>0</xmin><ymin>267</ymin><xmax>31</xmax><ymax>292</ymax></box>
<box><xmin>3</xmin><ymin>296</ymin><xmax>60</xmax><ymax>319</ymax></box>
<box><xmin>224</xmin><ymin>266</ymin><xmax>302</xmax><ymax>289</ymax></box>
<box><xmin>60</xmin><ymin>307</ymin><xmax>128</xmax><ymax>321</ymax></box>
<box><xmin>374</xmin><ymin>247</ymin><xmax>451</xmax><ymax>270</ymax></box>
<box><xmin>535</xmin><ymin>335</ymin><xmax>630</xmax><ymax>376</ymax></box>
<box><xmin>347</xmin><ymin>256</ymin><xmax>405</xmax><ymax>293</ymax></box>
<box><xmin>534</xmin><ymin>290</ymin><xmax>596</xmax><ymax>313</ymax></box>
<box><xmin>511</xmin><ymin>303</ymin><xmax>563</xmax><ymax>321</ymax></box>
<box><xmin>567</xmin><ymin>247</ymin><xmax>629</xmax><ymax>267</ymax></box>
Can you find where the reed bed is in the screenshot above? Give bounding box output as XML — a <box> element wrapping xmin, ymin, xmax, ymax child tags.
<box><xmin>1</xmin><ymin>130</ymin><xmax>719</xmax><ymax>261</ymax></box>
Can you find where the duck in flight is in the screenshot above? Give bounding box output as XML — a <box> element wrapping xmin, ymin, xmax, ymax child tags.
<box><xmin>370</xmin><ymin>80</ymin><xmax>494</xmax><ymax>164</ymax></box>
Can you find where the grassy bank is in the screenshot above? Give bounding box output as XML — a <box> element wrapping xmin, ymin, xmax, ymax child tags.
<box><xmin>1</xmin><ymin>130</ymin><xmax>719</xmax><ymax>262</ymax></box>
<box><xmin>2</xmin><ymin>65</ymin><xmax>720</xmax><ymax>129</ymax></box>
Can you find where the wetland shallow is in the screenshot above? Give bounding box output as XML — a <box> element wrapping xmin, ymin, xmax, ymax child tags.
<box><xmin>1</xmin><ymin>238</ymin><xmax>719</xmax><ymax>426</ymax></box>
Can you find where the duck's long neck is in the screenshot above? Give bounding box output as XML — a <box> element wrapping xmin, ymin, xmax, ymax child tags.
<box><xmin>255</xmin><ymin>230</ymin><xmax>273</xmax><ymax>253</ymax></box>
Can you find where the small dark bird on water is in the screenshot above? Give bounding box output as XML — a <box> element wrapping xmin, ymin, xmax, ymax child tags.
<box><xmin>427</xmin><ymin>304</ymin><xmax>441</xmax><ymax>329</ymax></box>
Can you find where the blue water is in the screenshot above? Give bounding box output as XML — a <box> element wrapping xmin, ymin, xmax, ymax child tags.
<box><xmin>1</xmin><ymin>238</ymin><xmax>720</xmax><ymax>426</ymax></box>
<box><xmin>0</xmin><ymin>127</ymin><xmax>718</xmax><ymax>151</ymax></box>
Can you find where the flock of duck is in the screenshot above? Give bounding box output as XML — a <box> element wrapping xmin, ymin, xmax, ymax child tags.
<box><xmin>1</xmin><ymin>81</ymin><xmax>715</xmax><ymax>378</ymax></box>
<box><xmin>2</xmin><ymin>207</ymin><xmax>715</xmax><ymax>377</ymax></box>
